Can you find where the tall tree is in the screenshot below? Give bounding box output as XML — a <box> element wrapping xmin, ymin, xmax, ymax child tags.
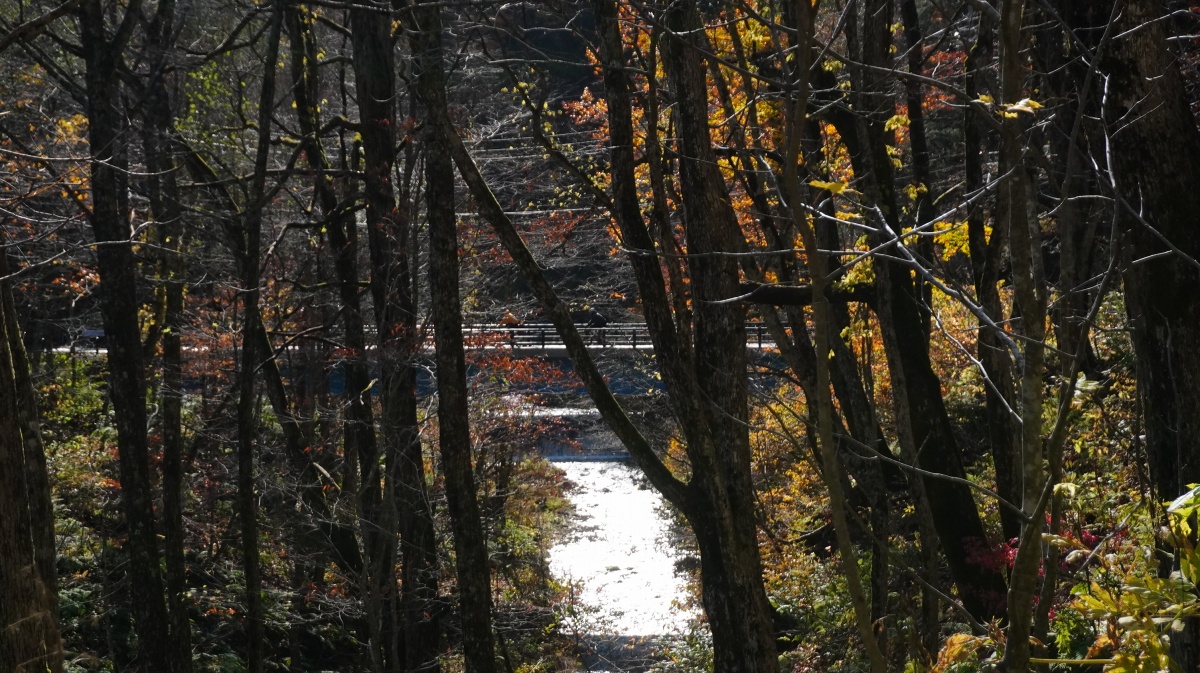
<box><xmin>444</xmin><ymin>1</ymin><xmax>783</xmax><ymax>669</ymax></box>
<box><xmin>78</xmin><ymin>0</ymin><xmax>183</xmax><ymax>669</ymax></box>
<box><xmin>409</xmin><ymin>4</ymin><xmax>499</xmax><ymax>672</ymax></box>
<box><xmin>1101</xmin><ymin>0</ymin><xmax>1200</xmax><ymax>666</ymax></box>
<box><xmin>282</xmin><ymin>8</ymin><xmax>400</xmax><ymax>669</ymax></box>
<box><xmin>963</xmin><ymin>0</ymin><xmax>1022</xmax><ymax>543</ymax></box>
<box><xmin>138</xmin><ymin>0</ymin><xmax>194</xmax><ymax>665</ymax></box>
<box><xmin>234</xmin><ymin>4</ymin><xmax>284</xmax><ymax>671</ymax></box>
<box><xmin>834</xmin><ymin>0</ymin><xmax>1011</xmax><ymax>622</ymax></box>
<box><xmin>995</xmin><ymin>1</ymin><xmax>1052</xmax><ymax>668</ymax></box>
<box><xmin>349</xmin><ymin>0</ymin><xmax>442</xmax><ymax>667</ymax></box>
<box><xmin>0</xmin><ymin>249</ymin><xmax>62</xmax><ymax>673</ymax></box>
<box><xmin>652</xmin><ymin>4</ymin><xmax>781</xmax><ymax>670</ymax></box>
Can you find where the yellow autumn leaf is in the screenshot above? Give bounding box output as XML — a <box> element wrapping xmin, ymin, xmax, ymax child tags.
<box><xmin>933</xmin><ymin>633</ymin><xmax>987</xmax><ymax>673</ymax></box>
<box><xmin>809</xmin><ymin>179</ymin><xmax>848</xmax><ymax>194</ymax></box>
<box><xmin>884</xmin><ymin>114</ymin><xmax>910</xmax><ymax>132</ymax></box>
<box><xmin>933</xmin><ymin>220</ymin><xmax>973</xmax><ymax>260</ymax></box>
<box><xmin>1004</xmin><ymin>98</ymin><xmax>1043</xmax><ymax>115</ymax></box>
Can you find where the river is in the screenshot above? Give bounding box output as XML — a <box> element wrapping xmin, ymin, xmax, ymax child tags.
<box><xmin>548</xmin><ymin>460</ymin><xmax>699</xmax><ymax>670</ymax></box>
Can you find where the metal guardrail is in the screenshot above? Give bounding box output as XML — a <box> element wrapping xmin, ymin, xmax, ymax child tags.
<box><xmin>463</xmin><ymin>322</ymin><xmax>780</xmax><ymax>351</ymax></box>
<box><xmin>52</xmin><ymin>322</ymin><xmax>783</xmax><ymax>357</ymax></box>
<box><xmin>466</xmin><ymin>323</ymin><xmax>650</xmax><ymax>350</ymax></box>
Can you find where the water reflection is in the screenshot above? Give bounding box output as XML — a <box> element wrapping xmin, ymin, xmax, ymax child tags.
<box><xmin>549</xmin><ymin>461</ymin><xmax>694</xmax><ymax>637</ymax></box>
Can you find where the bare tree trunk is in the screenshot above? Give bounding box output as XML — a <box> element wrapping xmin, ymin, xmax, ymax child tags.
<box><xmin>408</xmin><ymin>5</ymin><xmax>498</xmax><ymax>672</ymax></box>
<box><xmin>78</xmin><ymin>1</ymin><xmax>182</xmax><ymax>669</ymax></box>
<box><xmin>774</xmin><ymin>4</ymin><xmax>884</xmax><ymax>668</ymax></box>
<box><xmin>236</xmin><ymin>6</ymin><xmax>283</xmax><ymax>671</ymax></box>
<box><xmin>606</xmin><ymin>3</ymin><xmax>781</xmax><ymax>670</ymax></box>
<box><xmin>995</xmin><ymin>2</ymin><xmax>1051</xmax><ymax>670</ymax></box>
<box><xmin>710</xmin><ymin>19</ymin><xmax>896</xmax><ymax>649</ymax></box>
<box><xmin>283</xmin><ymin>9</ymin><xmax>398</xmax><ymax>670</ymax></box>
<box><xmin>963</xmin><ymin>1</ymin><xmax>1023</xmax><ymax>544</ymax></box>
<box><xmin>349</xmin><ymin>2</ymin><xmax>442</xmax><ymax>667</ymax></box>
<box><xmin>140</xmin><ymin>1</ymin><xmax>194</xmax><ymax>665</ymax></box>
<box><xmin>899</xmin><ymin>0</ymin><xmax>936</xmax><ymax>337</ymax></box>
<box><xmin>0</xmin><ymin>247</ymin><xmax>62</xmax><ymax>673</ymax></box>
<box><xmin>1034</xmin><ymin>1</ymin><xmax>1107</xmax><ymax>384</ymax></box>
<box><xmin>840</xmin><ymin>0</ymin><xmax>1010</xmax><ymax>623</ymax></box>
<box><xmin>1102</xmin><ymin>0</ymin><xmax>1200</xmax><ymax>667</ymax></box>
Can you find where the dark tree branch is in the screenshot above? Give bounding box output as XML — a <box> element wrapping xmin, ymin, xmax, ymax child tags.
<box><xmin>0</xmin><ymin>0</ymin><xmax>84</xmax><ymax>53</ymax></box>
<box><xmin>733</xmin><ymin>282</ymin><xmax>875</xmax><ymax>307</ymax></box>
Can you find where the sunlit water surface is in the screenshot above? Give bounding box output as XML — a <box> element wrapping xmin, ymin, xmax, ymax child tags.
<box><xmin>548</xmin><ymin>461</ymin><xmax>695</xmax><ymax>637</ymax></box>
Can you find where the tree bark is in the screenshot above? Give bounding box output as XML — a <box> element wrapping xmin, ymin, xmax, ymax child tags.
<box><xmin>284</xmin><ymin>9</ymin><xmax>398</xmax><ymax>670</ymax></box>
<box><xmin>1102</xmin><ymin>0</ymin><xmax>1200</xmax><ymax>667</ymax></box>
<box><xmin>349</xmin><ymin>1</ymin><xmax>441</xmax><ymax>669</ymax></box>
<box><xmin>408</xmin><ymin>4</ymin><xmax>498</xmax><ymax>672</ymax></box>
<box><xmin>0</xmin><ymin>246</ymin><xmax>62</xmax><ymax>673</ymax></box>
<box><xmin>78</xmin><ymin>1</ymin><xmax>182</xmax><ymax>669</ymax></box>
<box><xmin>774</xmin><ymin>4</ymin><xmax>885</xmax><ymax>668</ymax></box>
<box><xmin>1034</xmin><ymin>1</ymin><xmax>1107</xmax><ymax>383</ymax></box>
<box><xmin>995</xmin><ymin>3</ymin><xmax>1052</xmax><ymax>669</ymax></box>
<box><xmin>140</xmin><ymin>0</ymin><xmax>194</xmax><ymax>665</ymax></box>
<box><xmin>899</xmin><ymin>0</ymin><xmax>936</xmax><ymax>337</ymax></box>
<box><xmin>963</xmin><ymin>1</ymin><xmax>1023</xmax><ymax>543</ymax></box>
<box><xmin>610</xmin><ymin>3</ymin><xmax>782</xmax><ymax>670</ymax></box>
<box><xmin>841</xmin><ymin>0</ymin><xmax>1010</xmax><ymax>623</ymax></box>
<box><xmin>235</xmin><ymin>6</ymin><xmax>283</xmax><ymax>671</ymax></box>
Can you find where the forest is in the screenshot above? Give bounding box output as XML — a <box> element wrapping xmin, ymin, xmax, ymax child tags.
<box><xmin>4</xmin><ymin>0</ymin><xmax>1200</xmax><ymax>671</ymax></box>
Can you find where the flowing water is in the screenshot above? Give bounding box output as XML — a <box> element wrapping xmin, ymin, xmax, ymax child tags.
<box><xmin>549</xmin><ymin>460</ymin><xmax>699</xmax><ymax>670</ymax></box>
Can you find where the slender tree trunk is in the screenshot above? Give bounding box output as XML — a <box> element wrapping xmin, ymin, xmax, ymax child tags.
<box><xmin>0</xmin><ymin>250</ymin><xmax>62</xmax><ymax>673</ymax></box>
<box><xmin>842</xmin><ymin>0</ymin><xmax>1009</xmax><ymax>622</ymax></box>
<box><xmin>236</xmin><ymin>6</ymin><xmax>283</xmax><ymax>671</ymax></box>
<box><xmin>1102</xmin><ymin>0</ymin><xmax>1200</xmax><ymax>667</ymax></box>
<box><xmin>642</xmin><ymin>32</ymin><xmax>692</xmax><ymax>339</ymax></box>
<box><xmin>349</xmin><ymin>2</ymin><xmax>442</xmax><ymax>668</ymax></box>
<box><xmin>78</xmin><ymin>2</ymin><xmax>182</xmax><ymax>669</ymax></box>
<box><xmin>710</xmin><ymin>22</ymin><xmax>897</xmax><ymax>646</ymax></box>
<box><xmin>283</xmin><ymin>9</ymin><xmax>397</xmax><ymax>670</ymax></box>
<box><xmin>1034</xmin><ymin>2</ymin><xmax>1106</xmax><ymax>384</ymax></box>
<box><xmin>774</xmin><ymin>4</ymin><xmax>884</xmax><ymax>668</ymax></box>
<box><xmin>899</xmin><ymin>0</ymin><xmax>936</xmax><ymax>337</ymax></box>
<box><xmin>140</xmin><ymin>2</ymin><xmax>194</xmax><ymax>664</ymax></box>
<box><xmin>963</xmin><ymin>2</ymin><xmax>1023</xmax><ymax>544</ymax></box>
<box><xmin>995</xmin><ymin>3</ymin><xmax>1051</xmax><ymax>669</ymax></box>
<box><xmin>639</xmin><ymin>4</ymin><xmax>781</xmax><ymax>670</ymax></box>
<box><xmin>236</xmin><ymin>243</ymin><xmax>265</xmax><ymax>673</ymax></box>
<box><xmin>408</xmin><ymin>5</ymin><xmax>498</xmax><ymax>671</ymax></box>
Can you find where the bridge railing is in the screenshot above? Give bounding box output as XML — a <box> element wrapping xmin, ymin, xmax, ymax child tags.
<box><xmin>57</xmin><ymin>322</ymin><xmax>784</xmax><ymax>356</ymax></box>
<box><xmin>464</xmin><ymin>323</ymin><xmax>653</xmax><ymax>350</ymax></box>
<box><xmin>462</xmin><ymin>322</ymin><xmax>780</xmax><ymax>350</ymax></box>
